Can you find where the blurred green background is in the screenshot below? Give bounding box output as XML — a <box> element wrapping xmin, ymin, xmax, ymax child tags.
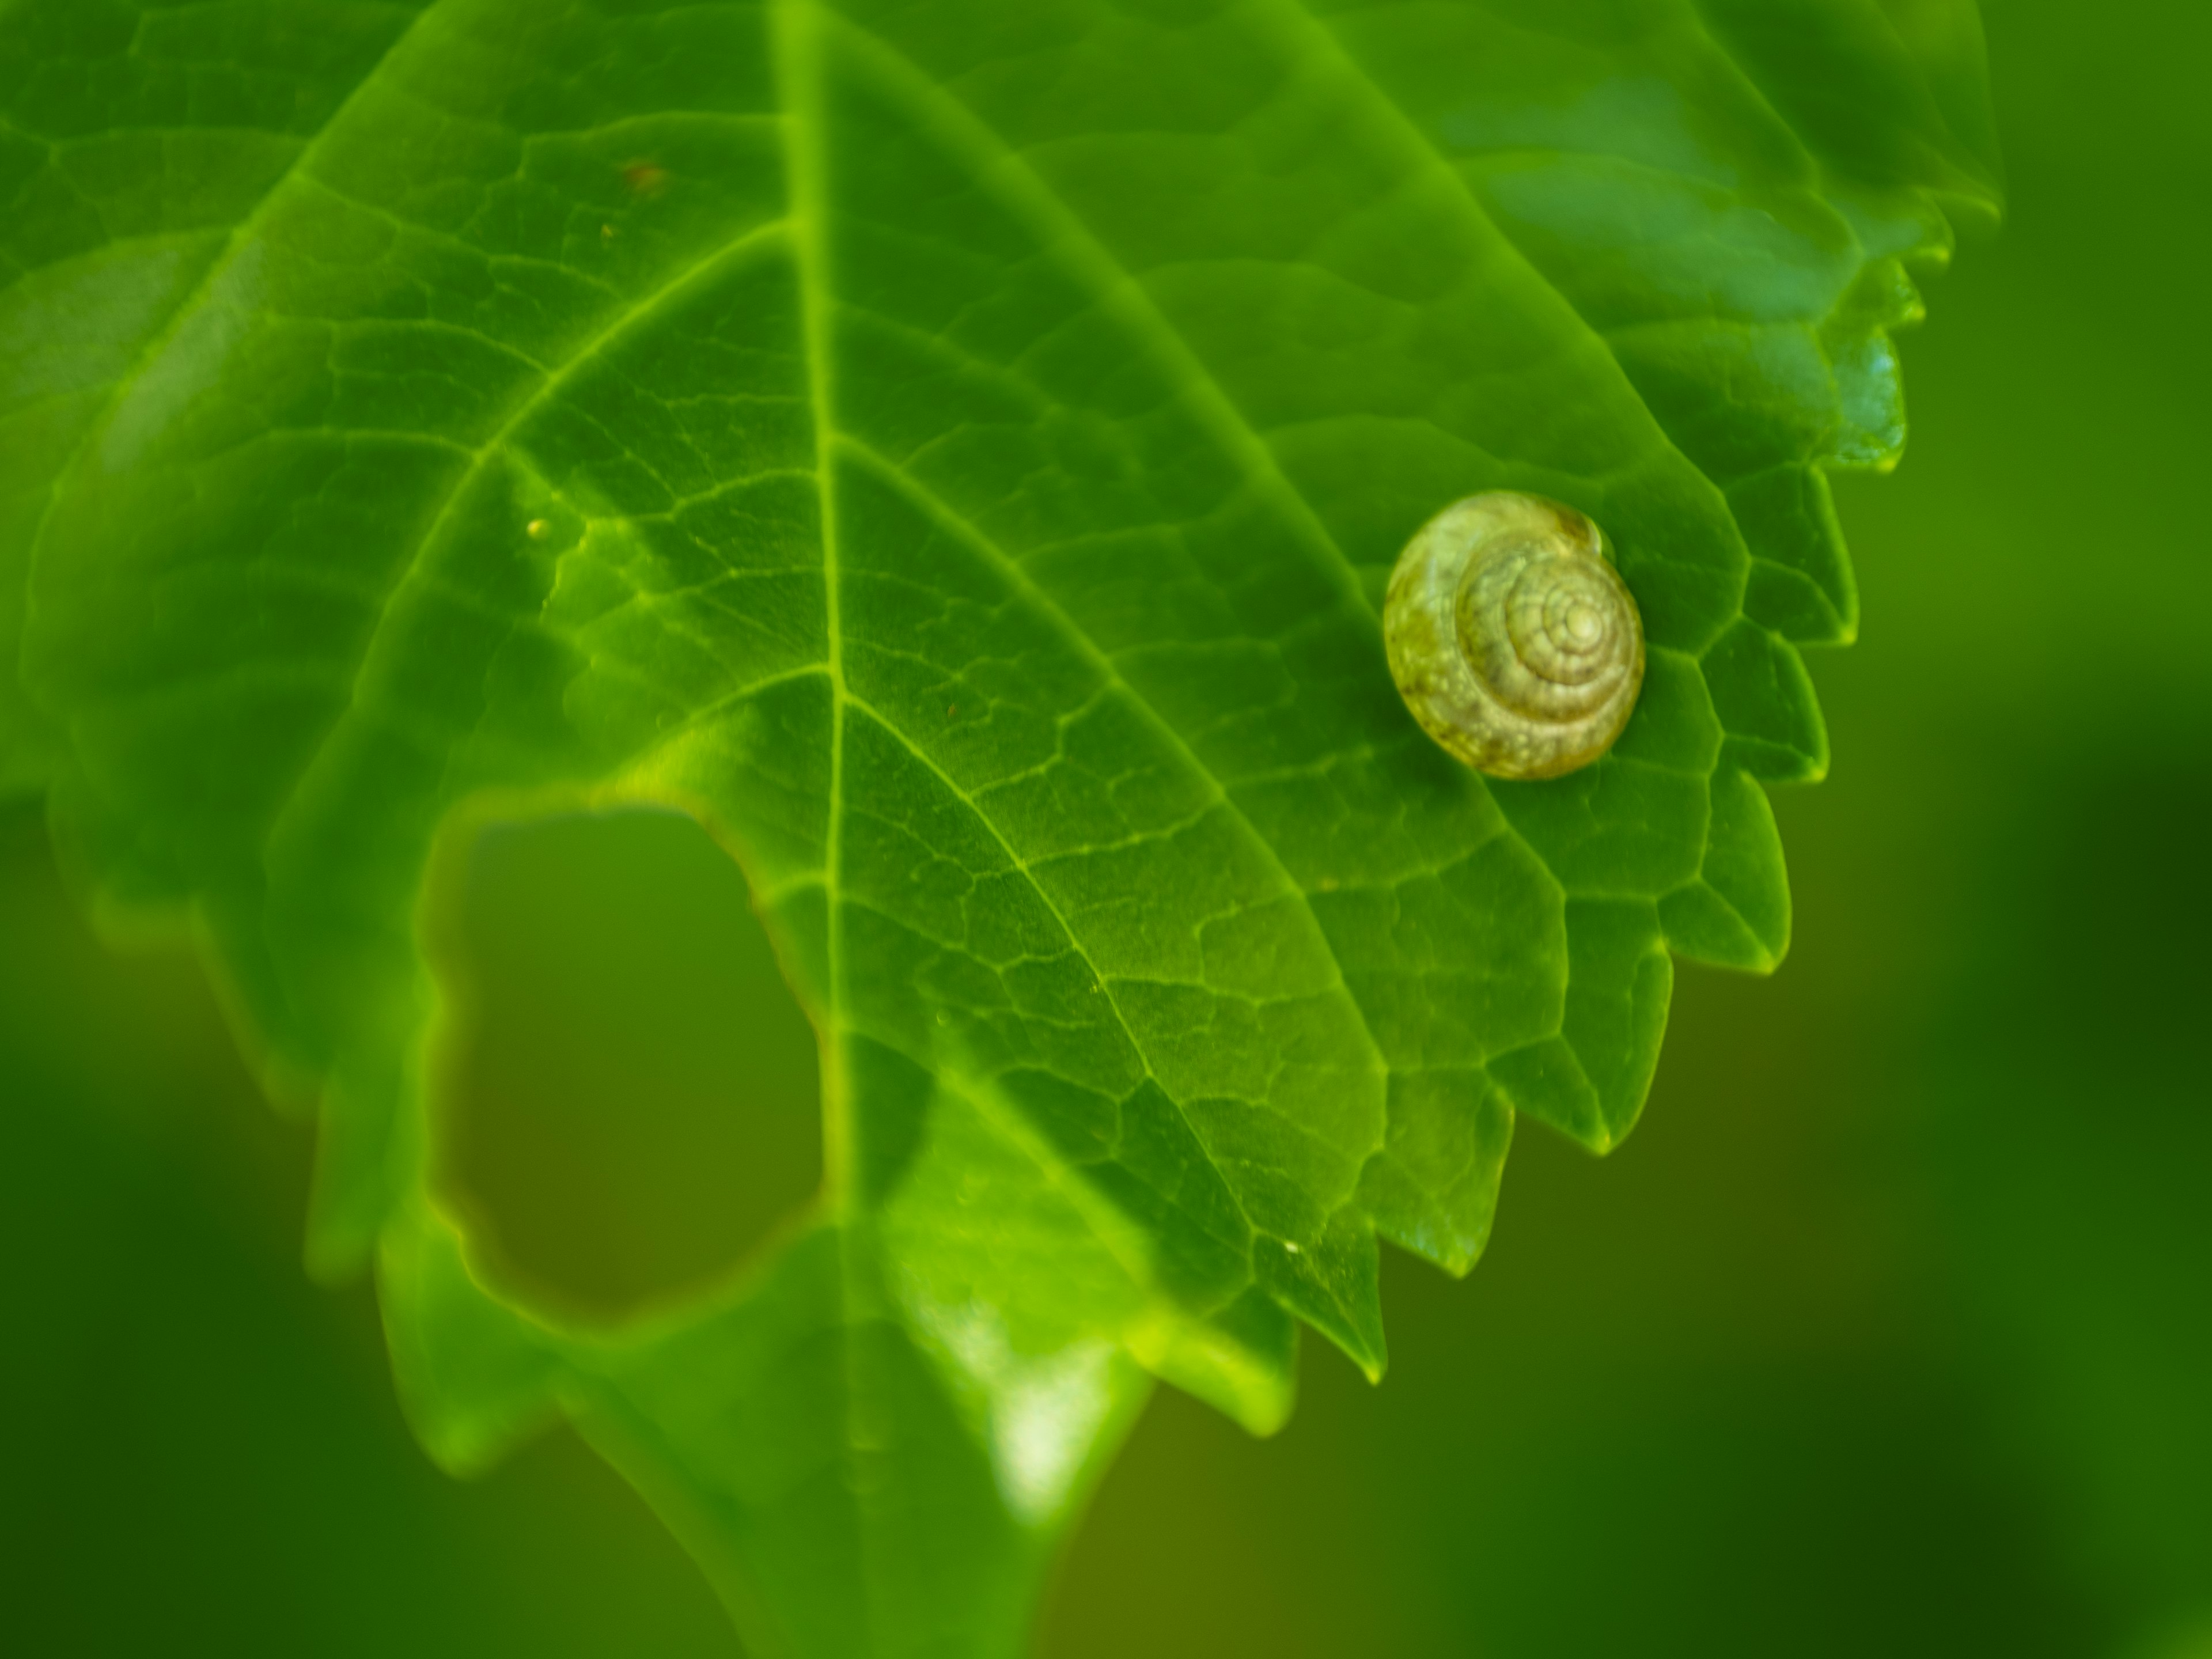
<box><xmin>4</xmin><ymin>1</ymin><xmax>2207</xmax><ymax>1653</ymax></box>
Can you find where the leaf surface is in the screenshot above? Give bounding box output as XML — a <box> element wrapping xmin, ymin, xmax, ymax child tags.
<box><xmin>0</xmin><ymin>2</ymin><xmax>1997</xmax><ymax>1653</ymax></box>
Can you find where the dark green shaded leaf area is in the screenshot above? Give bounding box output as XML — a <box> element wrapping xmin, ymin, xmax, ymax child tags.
<box><xmin>0</xmin><ymin>2</ymin><xmax>1997</xmax><ymax>1653</ymax></box>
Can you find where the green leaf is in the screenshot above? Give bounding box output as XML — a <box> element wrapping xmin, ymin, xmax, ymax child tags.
<box><xmin>0</xmin><ymin>1</ymin><xmax>1997</xmax><ymax>1652</ymax></box>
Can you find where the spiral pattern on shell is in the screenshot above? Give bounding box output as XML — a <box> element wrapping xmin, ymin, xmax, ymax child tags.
<box><xmin>1383</xmin><ymin>491</ymin><xmax>1645</xmax><ymax>781</ymax></box>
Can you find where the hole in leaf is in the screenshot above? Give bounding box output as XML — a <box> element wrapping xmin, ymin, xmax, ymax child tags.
<box><xmin>432</xmin><ymin>805</ymin><xmax>820</xmax><ymax>1322</ymax></box>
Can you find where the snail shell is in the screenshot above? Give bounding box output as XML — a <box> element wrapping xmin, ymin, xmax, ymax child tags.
<box><xmin>1384</xmin><ymin>492</ymin><xmax>1644</xmax><ymax>781</ymax></box>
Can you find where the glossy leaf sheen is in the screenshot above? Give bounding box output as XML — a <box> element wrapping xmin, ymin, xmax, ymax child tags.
<box><xmin>0</xmin><ymin>2</ymin><xmax>1997</xmax><ymax>1653</ymax></box>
